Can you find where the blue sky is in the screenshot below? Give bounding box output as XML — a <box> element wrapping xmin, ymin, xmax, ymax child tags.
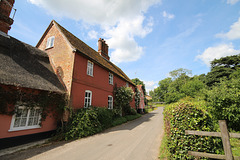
<box><xmin>9</xmin><ymin>0</ymin><xmax>240</xmax><ymax>93</ymax></box>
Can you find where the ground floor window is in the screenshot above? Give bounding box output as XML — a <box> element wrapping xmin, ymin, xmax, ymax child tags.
<box><xmin>84</xmin><ymin>90</ymin><xmax>92</xmax><ymax>108</ymax></box>
<box><xmin>9</xmin><ymin>106</ymin><xmax>41</xmax><ymax>131</ymax></box>
<box><xmin>108</xmin><ymin>96</ymin><xmax>113</xmax><ymax>109</ymax></box>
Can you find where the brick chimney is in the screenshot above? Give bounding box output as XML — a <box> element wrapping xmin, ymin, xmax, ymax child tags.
<box><xmin>98</xmin><ymin>38</ymin><xmax>110</xmax><ymax>60</ymax></box>
<box><xmin>0</xmin><ymin>0</ymin><xmax>15</xmax><ymax>34</ymax></box>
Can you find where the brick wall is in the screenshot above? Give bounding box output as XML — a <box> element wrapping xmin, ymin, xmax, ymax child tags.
<box><xmin>37</xmin><ymin>23</ymin><xmax>75</xmax><ymax>96</ymax></box>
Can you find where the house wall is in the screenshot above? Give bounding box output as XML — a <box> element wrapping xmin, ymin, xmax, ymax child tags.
<box><xmin>0</xmin><ymin>112</ymin><xmax>57</xmax><ymax>139</ymax></box>
<box><xmin>139</xmin><ymin>90</ymin><xmax>145</xmax><ymax>109</ymax></box>
<box><xmin>0</xmin><ymin>86</ymin><xmax>58</xmax><ymax>139</ymax></box>
<box><xmin>71</xmin><ymin>53</ymin><xmax>135</xmax><ymax>109</ymax></box>
<box><xmin>37</xmin><ymin>23</ymin><xmax>75</xmax><ymax>96</ymax></box>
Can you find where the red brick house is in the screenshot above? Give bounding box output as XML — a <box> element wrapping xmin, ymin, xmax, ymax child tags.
<box><xmin>36</xmin><ymin>20</ymin><xmax>136</xmax><ymax>110</ymax></box>
<box><xmin>0</xmin><ymin>0</ymin><xmax>65</xmax><ymax>149</ymax></box>
<box><xmin>137</xmin><ymin>85</ymin><xmax>145</xmax><ymax>112</ymax></box>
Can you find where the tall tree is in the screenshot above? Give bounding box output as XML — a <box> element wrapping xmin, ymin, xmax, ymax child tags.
<box><xmin>131</xmin><ymin>78</ymin><xmax>146</xmax><ymax>96</ymax></box>
<box><xmin>206</xmin><ymin>54</ymin><xmax>240</xmax><ymax>86</ymax></box>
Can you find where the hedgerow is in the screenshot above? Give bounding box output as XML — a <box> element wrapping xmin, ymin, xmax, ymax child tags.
<box><xmin>62</xmin><ymin>107</ymin><xmax>141</xmax><ymax>140</ymax></box>
<box><xmin>164</xmin><ymin>100</ymin><xmax>223</xmax><ymax>159</ymax></box>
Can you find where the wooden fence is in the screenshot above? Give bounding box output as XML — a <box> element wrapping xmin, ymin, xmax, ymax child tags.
<box><xmin>185</xmin><ymin>120</ymin><xmax>240</xmax><ymax>160</ymax></box>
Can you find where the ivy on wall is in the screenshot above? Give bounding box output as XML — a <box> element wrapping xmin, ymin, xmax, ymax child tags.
<box><xmin>0</xmin><ymin>85</ymin><xmax>68</xmax><ymax>121</ymax></box>
<box><xmin>113</xmin><ymin>85</ymin><xmax>134</xmax><ymax>116</ymax></box>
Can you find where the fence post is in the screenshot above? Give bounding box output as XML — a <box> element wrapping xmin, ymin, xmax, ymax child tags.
<box><xmin>219</xmin><ymin>120</ymin><xmax>233</xmax><ymax>160</ymax></box>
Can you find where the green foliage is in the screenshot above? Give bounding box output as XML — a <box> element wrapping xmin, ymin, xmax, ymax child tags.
<box><xmin>204</xmin><ymin>78</ymin><xmax>240</xmax><ymax>131</ymax></box>
<box><xmin>164</xmin><ymin>100</ymin><xmax>223</xmax><ymax>159</ymax></box>
<box><xmin>134</xmin><ymin>88</ymin><xmax>140</xmax><ymax>110</ymax></box>
<box><xmin>112</xmin><ymin>117</ymin><xmax>127</xmax><ymax>126</ymax></box>
<box><xmin>0</xmin><ymin>85</ymin><xmax>67</xmax><ymax>121</ymax></box>
<box><xmin>65</xmin><ymin>108</ymin><xmax>102</xmax><ymax>140</ymax></box>
<box><xmin>125</xmin><ymin>114</ymin><xmax>141</xmax><ymax>121</ymax></box>
<box><xmin>63</xmin><ymin>106</ymin><xmax>141</xmax><ymax>140</ymax></box>
<box><xmin>169</xmin><ymin>68</ymin><xmax>192</xmax><ymax>80</ymax></box>
<box><xmin>131</xmin><ymin>78</ymin><xmax>146</xmax><ymax>96</ymax></box>
<box><xmin>206</xmin><ymin>54</ymin><xmax>240</xmax><ymax>86</ymax></box>
<box><xmin>114</xmin><ymin>86</ymin><xmax>134</xmax><ymax>116</ymax></box>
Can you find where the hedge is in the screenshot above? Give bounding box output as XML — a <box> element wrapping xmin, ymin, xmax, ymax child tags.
<box><xmin>164</xmin><ymin>100</ymin><xmax>223</xmax><ymax>159</ymax></box>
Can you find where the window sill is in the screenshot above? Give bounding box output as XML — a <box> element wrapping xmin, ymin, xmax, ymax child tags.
<box><xmin>8</xmin><ymin>126</ymin><xmax>41</xmax><ymax>132</ymax></box>
<box><xmin>45</xmin><ymin>46</ymin><xmax>54</xmax><ymax>50</ymax></box>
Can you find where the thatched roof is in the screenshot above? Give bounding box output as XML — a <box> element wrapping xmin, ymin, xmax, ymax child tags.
<box><xmin>37</xmin><ymin>20</ymin><xmax>135</xmax><ymax>86</ymax></box>
<box><xmin>0</xmin><ymin>34</ymin><xmax>65</xmax><ymax>93</ymax></box>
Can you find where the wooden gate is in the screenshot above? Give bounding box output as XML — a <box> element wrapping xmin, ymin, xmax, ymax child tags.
<box><xmin>185</xmin><ymin>120</ymin><xmax>240</xmax><ymax>160</ymax></box>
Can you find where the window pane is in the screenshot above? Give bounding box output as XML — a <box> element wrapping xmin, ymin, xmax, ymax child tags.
<box><xmin>20</xmin><ymin>118</ymin><xmax>27</xmax><ymax>127</ymax></box>
<box><xmin>22</xmin><ymin>109</ymin><xmax>28</xmax><ymax>117</ymax></box>
<box><xmin>14</xmin><ymin>118</ymin><xmax>20</xmax><ymax>127</ymax></box>
<box><xmin>28</xmin><ymin>117</ymin><xmax>33</xmax><ymax>126</ymax></box>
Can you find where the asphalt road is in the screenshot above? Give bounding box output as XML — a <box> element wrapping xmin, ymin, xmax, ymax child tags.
<box><xmin>1</xmin><ymin>107</ymin><xmax>164</xmax><ymax>160</ymax></box>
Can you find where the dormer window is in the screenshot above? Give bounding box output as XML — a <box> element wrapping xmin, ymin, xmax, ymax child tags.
<box><xmin>46</xmin><ymin>36</ymin><xmax>55</xmax><ymax>49</ymax></box>
<box><xmin>109</xmin><ymin>72</ymin><xmax>113</xmax><ymax>85</ymax></box>
<box><xmin>87</xmin><ymin>60</ymin><xmax>94</xmax><ymax>76</ymax></box>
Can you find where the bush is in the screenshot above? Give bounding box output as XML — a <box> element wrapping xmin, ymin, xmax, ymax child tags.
<box><xmin>112</xmin><ymin>117</ymin><xmax>127</xmax><ymax>126</ymax></box>
<box><xmin>61</xmin><ymin>107</ymin><xmax>140</xmax><ymax>140</ymax></box>
<box><xmin>125</xmin><ymin>114</ymin><xmax>141</xmax><ymax>121</ymax></box>
<box><xmin>94</xmin><ymin>107</ymin><xmax>114</xmax><ymax>129</ymax></box>
<box><xmin>205</xmin><ymin>78</ymin><xmax>240</xmax><ymax>131</ymax></box>
<box><xmin>65</xmin><ymin>108</ymin><xmax>102</xmax><ymax>140</ymax></box>
<box><xmin>164</xmin><ymin>100</ymin><xmax>223</xmax><ymax>159</ymax></box>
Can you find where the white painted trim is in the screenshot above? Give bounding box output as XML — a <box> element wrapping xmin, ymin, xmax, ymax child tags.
<box><xmin>46</xmin><ymin>36</ymin><xmax>55</xmax><ymax>49</ymax></box>
<box><xmin>108</xmin><ymin>95</ymin><xmax>113</xmax><ymax>109</ymax></box>
<box><xmin>9</xmin><ymin>106</ymin><xmax>41</xmax><ymax>132</ymax></box>
<box><xmin>87</xmin><ymin>60</ymin><xmax>94</xmax><ymax>77</ymax></box>
<box><xmin>109</xmin><ymin>72</ymin><xmax>113</xmax><ymax>85</ymax></box>
<box><xmin>84</xmin><ymin>90</ymin><xmax>92</xmax><ymax>108</ymax></box>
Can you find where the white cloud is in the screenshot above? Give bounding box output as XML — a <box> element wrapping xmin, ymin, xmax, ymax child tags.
<box><xmin>216</xmin><ymin>18</ymin><xmax>240</xmax><ymax>40</ymax></box>
<box><xmin>88</xmin><ymin>30</ymin><xmax>98</xmax><ymax>39</ymax></box>
<box><xmin>196</xmin><ymin>43</ymin><xmax>240</xmax><ymax>67</ymax></box>
<box><xmin>105</xmin><ymin>16</ymin><xmax>153</xmax><ymax>63</ymax></box>
<box><xmin>226</xmin><ymin>0</ymin><xmax>239</xmax><ymax>5</ymax></box>
<box><xmin>28</xmin><ymin>0</ymin><xmax>161</xmax><ymax>63</ymax></box>
<box><xmin>143</xmin><ymin>80</ymin><xmax>158</xmax><ymax>94</ymax></box>
<box><xmin>162</xmin><ymin>11</ymin><xmax>175</xmax><ymax>20</ymax></box>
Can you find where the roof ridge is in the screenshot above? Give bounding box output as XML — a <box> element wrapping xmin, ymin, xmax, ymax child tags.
<box><xmin>51</xmin><ymin>20</ymin><xmax>134</xmax><ymax>86</ymax></box>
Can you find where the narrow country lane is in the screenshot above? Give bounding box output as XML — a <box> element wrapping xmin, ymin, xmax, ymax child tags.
<box><xmin>1</xmin><ymin>107</ymin><xmax>164</xmax><ymax>160</ymax></box>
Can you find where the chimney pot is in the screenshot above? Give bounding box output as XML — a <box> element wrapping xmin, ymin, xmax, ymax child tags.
<box><xmin>97</xmin><ymin>38</ymin><xmax>110</xmax><ymax>61</ymax></box>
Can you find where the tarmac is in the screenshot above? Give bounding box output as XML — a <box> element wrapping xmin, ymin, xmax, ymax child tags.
<box><xmin>0</xmin><ymin>138</ymin><xmax>49</xmax><ymax>157</ymax></box>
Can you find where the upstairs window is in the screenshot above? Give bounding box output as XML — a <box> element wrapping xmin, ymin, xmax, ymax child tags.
<box><xmin>87</xmin><ymin>61</ymin><xmax>94</xmax><ymax>76</ymax></box>
<box><xmin>46</xmin><ymin>36</ymin><xmax>55</xmax><ymax>49</ymax></box>
<box><xmin>126</xmin><ymin>82</ymin><xmax>129</xmax><ymax>87</ymax></box>
<box><xmin>84</xmin><ymin>90</ymin><xmax>92</xmax><ymax>108</ymax></box>
<box><xmin>9</xmin><ymin>105</ymin><xmax>41</xmax><ymax>131</ymax></box>
<box><xmin>108</xmin><ymin>96</ymin><xmax>113</xmax><ymax>109</ymax></box>
<box><xmin>109</xmin><ymin>72</ymin><xmax>113</xmax><ymax>85</ymax></box>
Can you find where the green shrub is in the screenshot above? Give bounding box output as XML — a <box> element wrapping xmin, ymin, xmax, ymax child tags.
<box><xmin>65</xmin><ymin>108</ymin><xmax>102</xmax><ymax>140</ymax></box>
<box><xmin>125</xmin><ymin>114</ymin><xmax>141</xmax><ymax>121</ymax></box>
<box><xmin>112</xmin><ymin>117</ymin><xmax>127</xmax><ymax>126</ymax></box>
<box><xmin>205</xmin><ymin>78</ymin><xmax>240</xmax><ymax>131</ymax></box>
<box><xmin>164</xmin><ymin>100</ymin><xmax>223</xmax><ymax>159</ymax></box>
<box><xmin>94</xmin><ymin>107</ymin><xmax>114</xmax><ymax>129</ymax></box>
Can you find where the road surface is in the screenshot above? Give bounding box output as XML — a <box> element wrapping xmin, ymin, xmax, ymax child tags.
<box><xmin>1</xmin><ymin>107</ymin><xmax>164</xmax><ymax>160</ymax></box>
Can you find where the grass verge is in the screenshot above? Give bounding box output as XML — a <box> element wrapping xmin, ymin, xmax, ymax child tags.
<box><xmin>231</xmin><ymin>138</ymin><xmax>240</xmax><ymax>156</ymax></box>
<box><xmin>158</xmin><ymin>133</ymin><xmax>169</xmax><ymax>159</ymax></box>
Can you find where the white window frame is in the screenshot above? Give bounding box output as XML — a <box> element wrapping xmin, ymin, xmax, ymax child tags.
<box><xmin>126</xmin><ymin>82</ymin><xmax>129</xmax><ymax>87</ymax></box>
<box><xmin>46</xmin><ymin>36</ymin><xmax>55</xmax><ymax>49</ymax></box>
<box><xmin>87</xmin><ymin>60</ymin><xmax>94</xmax><ymax>76</ymax></box>
<box><xmin>9</xmin><ymin>105</ymin><xmax>41</xmax><ymax>132</ymax></box>
<box><xmin>108</xmin><ymin>96</ymin><xmax>113</xmax><ymax>109</ymax></box>
<box><xmin>84</xmin><ymin>90</ymin><xmax>92</xmax><ymax>108</ymax></box>
<box><xmin>109</xmin><ymin>72</ymin><xmax>113</xmax><ymax>85</ymax></box>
